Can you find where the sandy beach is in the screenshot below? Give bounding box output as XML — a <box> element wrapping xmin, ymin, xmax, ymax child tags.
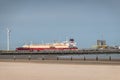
<box><xmin>0</xmin><ymin>61</ymin><xmax>120</xmax><ymax>80</ymax></box>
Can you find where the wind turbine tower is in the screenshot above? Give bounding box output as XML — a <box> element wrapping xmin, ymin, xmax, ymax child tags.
<box><xmin>7</xmin><ymin>28</ymin><xmax>11</xmax><ymax>51</ymax></box>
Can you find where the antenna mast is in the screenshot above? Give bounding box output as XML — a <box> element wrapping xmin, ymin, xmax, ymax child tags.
<box><xmin>7</xmin><ymin>28</ymin><xmax>11</xmax><ymax>51</ymax></box>
<box><xmin>102</xmin><ymin>33</ymin><xmax>103</xmax><ymax>40</ymax></box>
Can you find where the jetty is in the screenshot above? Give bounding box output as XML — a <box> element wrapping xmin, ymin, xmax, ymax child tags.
<box><xmin>0</xmin><ymin>49</ymin><xmax>120</xmax><ymax>55</ymax></box>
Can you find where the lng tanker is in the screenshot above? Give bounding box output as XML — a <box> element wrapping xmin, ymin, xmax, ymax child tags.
<box><xmin>16</xmin><ymin>39</ymin><xmax>78</xmax><ymax>52</ymax></box>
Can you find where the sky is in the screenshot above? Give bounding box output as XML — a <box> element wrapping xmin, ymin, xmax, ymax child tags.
<box><xmin>0</xmin><ymin>0</ymin><xmax>120</xmax><ymax>50</ymax></box>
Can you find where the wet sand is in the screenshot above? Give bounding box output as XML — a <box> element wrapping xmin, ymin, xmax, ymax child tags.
<box><xmin>0</xmin><ymin>61</ymin><xmax>120</xmax><ymax>80</ymax></box>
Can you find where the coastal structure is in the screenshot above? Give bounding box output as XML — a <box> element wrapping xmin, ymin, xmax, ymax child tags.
<box><xmin>96</xmin><ymin>40</ymin><xmax>107</xmax><ymax>49</ymax></box>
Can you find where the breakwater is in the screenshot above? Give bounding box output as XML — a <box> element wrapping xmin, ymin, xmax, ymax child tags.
<box><xmin>0</xmin><ymin>49</ymin><xmax>120</xmax><ymax>61</ymax></box>
<box><xmin>0</xmin><ymin>49</ymin><xmax>120</xmax><ymax>55</ymax></box>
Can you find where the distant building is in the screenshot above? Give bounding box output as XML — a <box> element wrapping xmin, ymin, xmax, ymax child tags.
<box><xmin>97</xmin><ymin>40</ymin><xmax>107</xmax><ymax>49</ymax></box>
<box><xmin>119</xmin><ymin>46</ymin><xmax>120</xmax><ymax>49</ymax></box>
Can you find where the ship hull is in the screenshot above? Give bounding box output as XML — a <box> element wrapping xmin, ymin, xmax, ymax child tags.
<box><xmin>16</xmin><ymin>47</ymin><xmax>78</xmax><ymax>52</ymax></box>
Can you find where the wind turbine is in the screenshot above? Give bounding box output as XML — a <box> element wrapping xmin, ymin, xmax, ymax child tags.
<box><xmin>7</xmin><ymin>28</ymin><xmax>11</xmax><ymax>51</ymax></box>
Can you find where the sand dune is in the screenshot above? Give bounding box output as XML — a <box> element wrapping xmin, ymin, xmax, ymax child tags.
<box><xmin>0</xmin><ymin>62</ymin><xmax>120</xmax><ymax>80</ymax></box>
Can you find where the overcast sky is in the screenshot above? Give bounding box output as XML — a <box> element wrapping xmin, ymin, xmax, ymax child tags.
<box><xmin>0</xmin><ymin>0</ymin><xmax>120</xmax><ymax>50</ymax></box>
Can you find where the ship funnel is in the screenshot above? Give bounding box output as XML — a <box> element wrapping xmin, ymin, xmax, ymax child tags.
<box><xmin>69</xmin><ymin>38</ymin><xmax>76</xmax><ymax>48</ymax></box>
<box><xmin>69</xmin><ymin>39</ymin><xmax>74</xmax><ymax>43</ymax></box>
